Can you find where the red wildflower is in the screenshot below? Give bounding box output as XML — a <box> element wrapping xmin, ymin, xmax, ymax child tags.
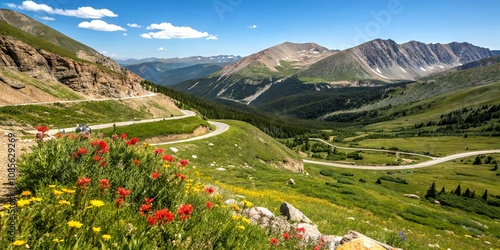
<box><xmin>204</xmin><ymin>187</ymin><xmax>215</xmax><ymax>194</ymax></box>
<box><xmin>147</xmin><ymin>216</ymin><xmax>156</xmax><ymax>226</ymax></box>
<box><xmin>178</xmin><ymin>159</ymin><xmax>189</xmax><ymax>167</ymax></box>
<box><xmin>76</xmin><ymin>176</ymin><xmax>91</xmax><ymax>188</ymax></box>
<box><xmin>99</xmin><ymin>160</ymin><xmax>106</xmax><ymax>167</ymax></box>
<box><xmin>120</xmin><ymin>133</ymin><xmax>127</xmax><ymax>139</ymax></box>
<box><xmin>153</xmin><ymin>148</ymin><xmax>165</xmax><ymax>155</ymax></box>
<box><xmin>295</xmin><ymin>227</ymin><xmax>306</xmax><ymax>233</ymax></box>
<box><xmin>270</xmin><ymin>238</ymin><xmax>279</xmax><ymax>247</ymax></box>
<box><xmin>93</xmin><ymin>155</ymin><xmax>101</xmax><ymax>161</ymax></box>
<box><xmin>153</xmin><ymin>208</ymin><xmax>175</xmax><ymax>225</ymax></box>
<box><xmin>177</xmin><ymin>204</ymin><xmax>194</xmax><ymax>220</ymax></box>
<box><xmin>151</xmin><ymin>171</ymin><xmax>160</xmax><ymax>179</ymax></box>
<box><xmin>117</xmin><ymin>187</ymin><xmax>131</xmax><ymax>198</ymax></box>
<box><xmin>55</xmin><ymin>133</ymin><xmax>62</xmax><ymax>138</ymax></box>
<box><xmin>126</xmin><ymin>137</ymin><xmax>139</xmax><ymax>146</ymax></box>
<box><xmin>205</xmin><ymin>201</ymin><xmax>213</xmax><ymax>209</ymax></box>
<box><xmin>35</xmin><ymin>125</ymin><xmax>49</xmax><ymax>133</ymax></box>
<box><xmin>176</xmin><ymin>173</ymin><xmax>186</xmax><ymax>180</ymax></box>
<box><xmin>133</xmin><ymin>159</ymin><xmax>141</xmax><ymax>166</ymax></box>
<box><xmin>111</xmin><ymin>134</ymin><xmax>118</xmax><ymax>141</ymax></box>
<box><xmin>313</xmin><ymin>245</ymin><xmax>322</xmax><ymax>250</ymax></box>
<box><xmin>74</xmin><ymin>147</ymin><xmax>88</xmax><ymax>158</ymax></box>
<box><xmin>91</xmin><ymin>140</ymin><xmax>109</xmax><ymax>154</ymax></box>
<box><xmin>162</xmin><ymin>154</ymin><xmax>174</xmax><ymax>162</ymax></box>
<box><xmin>116</xmin><ymin>198</ymin><xmax>124</xmax><ymax>209</ymax></box>
<box><xmin>99</xmin><ymin>179</ymin><xmax>110</xmax><ymax>189</ymax></box>
<box><xmin>282</xmin><ymin>233</ymin><xmax>290</xmax><ymax>240</ymax></box>
<box><xmin>139</xmin><ymin>204</ymin><xmax>152</xmax><ymax>216</ymax></box>
<box><xmin>144</xmin><ymin>198</ymin><xmax>154</xmax><ymax>204</ymax></box>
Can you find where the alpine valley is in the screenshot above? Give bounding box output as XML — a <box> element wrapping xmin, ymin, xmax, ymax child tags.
<box><xmin>1</xmin><ymin>7</ymin><xmax>500</xmax><ymax>250</ymax></box>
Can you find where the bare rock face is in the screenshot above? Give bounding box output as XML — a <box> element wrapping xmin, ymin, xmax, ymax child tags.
<box><xmin>0</xmin><ymin>74</ymin><xmax>25</xmax><ymax>89</ymax></box>
<box><xmin>0</xmin><ymin>35</ymin><xmax>146</xmax><ymax>98</ymax></box>
<box><xmin>272</xmin><ymin>158</ymin><xmax>304</xmax><ymax>173</ymax></box>
<box><xmin>280</xmin><ymin>202</ymin><xmax>312</xmax><ymax>224</ymax></box>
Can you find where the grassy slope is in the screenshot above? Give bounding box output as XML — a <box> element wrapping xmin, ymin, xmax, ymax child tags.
<box><xmin>365</xmin><ymin>81</ymin><xmax>500</xmax><ymax>131</ymax></box>
<box><xmin>0</xmin><ymin>99</ymin><xmax>179</xmax><ymax>128</ymax></box>
<box><xmin>145</xmin><ymin>120</ymin><xmax>500</xmax><ymax>249</ymax></box>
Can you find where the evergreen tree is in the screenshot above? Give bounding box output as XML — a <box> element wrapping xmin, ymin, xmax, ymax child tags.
<box><xmin>439</xmin><ymin>186</ymin><xmax>446</xmax><ymax>195</ymax></box>
<box><xmin>473</xmin><ymin>155</ymin><xmax>482</xmax><ymax>165</ymax></box>
<box><xmin>482</xmin><ymin>189</ymin><xmax>488</xmax><ymax>201</ymax></box>
<box><xmin>425</xmin><ymin>182</ymin><xmax>437</xmax><ymax>199</ymax></box>
<box><xmin>376</xmin><ymin>178</ymin><xmax>382</xmax><ymax>184</ymax></box>
<box><xmin>454</xmin><ymin>184</ymin><xmax>462</xmax><ymax>196</ymax></box>
<box><xmin>463</xmin><ymin>188</ymin><xmax>471</xmax><ymax>197</ymax></box>
<box><xmin>333</xmin><ymin>147</ymin><xmax>337</xmax><ymax>155</ymax></box>
<box><xmin>492</xmin><ymin>163</ymin><xmax>498</xmax><ymax>171</ymax></box>
<box><xmin>470</xmin><ymin>190</ymin><xmax>476</xmax><ymax>199</ymax></box>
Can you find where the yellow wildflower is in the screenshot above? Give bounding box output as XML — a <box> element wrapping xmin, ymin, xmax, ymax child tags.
<box><xmin>243</xmin><ymin>200</ymin><xmax>253</xmax><ymax>208</ymax></box>
<box><xmin>92</xmin><ymin>227</ymin><xmax>101</xmax><ymax>233</ymax></box>
<box><xmin>12</xmin><ymin>240</ymin><xmax>26</xmax><ymax>246</ymax></box>
<box><xmin>163</xmin><ymin>163</ymin><xmax>171</xmax><ymax>168</ymax></box>
<box><xmin>53</xmin><ymin>238</ymin><xmax>64</xmax><ymax>243</ymax></box>
<box><xmin>49</xmin><ymin>185</ymin><xmax>56</xmax><ymax>188</ymax></box>
<box><xmin>3</xmin><ymin>204</ymin><xmax>12</xmax><ymax>210</ymax></box>
<box><xmin>30</xmin><ymin>197</ymin><xmax>42</xmax><ymax>202</ymax></box>
<box><xmin>232</xmin><ymin>215</ymin><xmax>240</xmax><ymax>221</ymax></box>
<box><xmin>230</xmin><ymin>204</ymin><xmax>241</xmax><ymax>212</ymax></box>
<box><xmin>102</xmin><ymin>234</ymin><xmax>111</xmax><ymax>240</ymax></box>
<box><xmin>59</xmin><ymin>200</ymin><xmax>71</xmax><ymax>206</ymax></box>
<box><xmin>21</xmin><ymin>191</ymin><xmax>31</xmax><ymax>196</ymax></box>
<box><xmin>67</xmin><ymin>220</ymin><xmax>83</xmax><ymax>228</ymax></box>
<box><xmin>90</xmin><ymin>200</ymin><xmax>105</xmax><ymax>208</ymax></box>
<box><xmin>53</xmin><ymin>190</ymin><xmax>63</xmax><ymax>195</ymax></box>
<box><xmin>0</xmin><ymin>211</ymin><xmax>5</xmax><ymax>217</ymax></box>
<box><xmin>61</xmin><ymin>188</ymin><xmax>75</xmax><ymax>194</ymax></box>
<box><xmin>17</xmin><ymin>199</ymin><xmax>31</xmax><ymax>208</ymax></box>
<box><xmin>241</xmin><ymin>217</ymin><xmax>251</xmax><ymax>225</ymax></box>
<box><xmin>143</xmin><ymin>142</ymin><xmax>149</xmax><ymax>149</ymax></box>
<box><xmin>237</xmin><ymin>225</ymin><xmax>245</xmax><ymax>230</ymax></box>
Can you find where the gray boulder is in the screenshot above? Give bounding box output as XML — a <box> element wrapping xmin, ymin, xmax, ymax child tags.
<box><xmin>280</xmin><ymin>202</ymin><xmax>312</xmax><ymax>224</ymax></box>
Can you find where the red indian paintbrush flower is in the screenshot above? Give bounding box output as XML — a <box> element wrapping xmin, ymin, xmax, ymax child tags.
<box><xmin>205</xmin><ymin>201</ymin><xmax>213</xmax><ymax>209</ymax></box>
<box><xmin>99</xmin><ymin>179</ymin><xmax>110</xmax><ymax>189</ymax></box>
<box><xmin>162</xmin><ymin>154</ymin><xmax>174</xmax><ymax>162</ymax></box>
<box><xmin>139</xmin><ymin>204</ymin><xmax>152</xmax><ymax>216</ymax></box>
<box><xmin>270</xmin><ymin>238</ymin><xmax>279</xmax><ymax>247</ymax></box>
<box><xmin>151</xmin><ymin>171</ymin><xmax>160</xmax><ymax>179</ymax></box>
<box><xmin>153</xmin><ymin>148</ymin><xmax>165</xmax><ymax>155</ymax></box>
<box><xmin>133</xmin><ymin>159</ymin><xmax>141</xmax><ymax>166</ymax></box>
<box><xmin>178</xmin><ymin>159</ymin><xmax>189</xmax><ymax>167</ymax></box>
<box><xmin>176</xmin><ymin>173</ymin><xmax>186</xmax><ymax>180</ymax></box>
<box><xmin>77</xmin><ymin>176</ymin><xmax>91</xmax><ymax>188</ymax></box>
<box><xmin>204</xmin><ymin>187</ymin><xmax>215</xmax><ymax>194</ymax></box>
<box><xmin>126</xmin><ymin>137</ymin><xmax>139</xmax><ymax>145</ymax></box>
<box><xmin>152</xmin><ymin>208</ymin><xmax>175</xmax><ymax>225</ymax></box>
<box><xmin>177</xmin><ymin>204</ymin><xmax>193</xmax><ymax>221</ymax></box>
<box><xmin>120</xmin><ymin>133</ymin><xmax>127</xmax><ymax>139</ymax></box>
<box><xmin>117</xmin><ymin>187</ymin><xmax>131</xmax><ymax>198</ymax></box>
<box><xmin>35</xmin><ymin>125</ymin><xmax>49</xmax><ymax>133</ymax></box>
<box><xmin>144</xmin><ymin>198</ymin><xmax>154</xmax><ymax>204</ymax></box>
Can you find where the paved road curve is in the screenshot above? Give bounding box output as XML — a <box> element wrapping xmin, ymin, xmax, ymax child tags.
<box><xmin>305</xmin><ymin>149</ymin><xmax>500</xmax><ymax>170</ymax></box>
<box><xmin>150</xmin><ymin>121</ymin><xmax>229</xmax><ymax>146</ymax></box>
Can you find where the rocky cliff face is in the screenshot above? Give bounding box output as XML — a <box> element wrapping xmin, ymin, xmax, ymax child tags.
<box><xmin>351</xmin><ymin>39</ymin><xmax>493</xmax><ymax>80</ymax></box>
<box><xmin>0</xmin><ymin>35</ymin><xmax>146</xmax><ymax>98</ymax></box>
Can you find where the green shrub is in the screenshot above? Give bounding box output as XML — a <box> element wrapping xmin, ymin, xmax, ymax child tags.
<box><xmin>320</xmin><ymin>169</ymin><xmax>335</xmax><ymax>177</ymax></box>
<box><xmin>379</xmin><ymin>175</ymin><xmax>408</xmax><ymax>184</ymax></box>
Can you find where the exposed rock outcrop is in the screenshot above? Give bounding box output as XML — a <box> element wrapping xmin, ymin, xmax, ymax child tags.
<box><xmin>0</xmin><ymin>35</ymin><xmax>146</xmax><ymax>98</ymax></box>
<box><xmin>237</xmin><ymin>200</ymin><xmax>401</xmax><ymax>250</ymax></box>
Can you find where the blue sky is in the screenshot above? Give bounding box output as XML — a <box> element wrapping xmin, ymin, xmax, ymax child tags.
<box><xmin>3</xmin><ymin>0</ymin><xmax>500</xmax><ymax>59</ymax></box>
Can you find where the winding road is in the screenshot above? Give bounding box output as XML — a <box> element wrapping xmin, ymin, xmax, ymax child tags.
<box><xmin>20</xmin><ymin>94</ymin><xmax>499</xmax><ymax>170</ymax></box>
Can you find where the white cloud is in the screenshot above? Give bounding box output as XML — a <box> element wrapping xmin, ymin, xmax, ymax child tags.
<box><xmin>18</xmin><ymin>1</ymin><xmax>117</xmax><ymax>19</ymax></box>
<box><xmin>78</xmin><ymin>20</ymin><xmax>126</xmax><ymax>32</ymax></box>
<box><xmin>39</xmin><ymin>16</ymin><xmax>55</xmax><ymax>21</ymax></box>
<box><xmin>206</xmin><ymin>35</ymin><xmax>218</xmax><ymax>40</ymax></box>
<box><xmin>127</xmin><ymin>23</ymin><xmax>142</xmax><ymax>28</ymax></box>
<box><xmin>247</xmin><ymin>24</ymin><xmax>257</xmax><ymax>29</ymax></box>
<box><xmin>141</xmin><ymin>22</ymin><xmax>215</xmax><ymax>40</ymax></box>
<box><xmin>5</xmin><ymin>3</ymin><xmax>17</xmax><ymax>8</ymax></box>
<box><xmin>123</xmin><ymin>33</ymin><xmax>128</xmax><ymax>36</ymax></box>
<box><xmin>157</xmin><ymin>47</ymin><xmax>167</xmax><ymax>51</ymax></box>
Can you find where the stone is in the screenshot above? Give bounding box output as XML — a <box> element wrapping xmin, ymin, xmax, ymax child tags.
<box><xmin>288</xmin><ymin>178</ymin><xmax>295</xmax><ymax>185</ymax></box>
<box><xmin>295</xmin><ymin>223</ymin><xmax>322</xmax><ymax>242</ymax></box>
<box><xmin>0</xmin><ymin>75</ymin><xmax>25</xmax><ymax>89</ymax></box>
<box><xmin>339</xmin><ymin>231</ymin><xmax>401</xmax><ymax>250</ymax></box>
<box><xmin>243</xmin><ymin>207</ymin><xmax>291</xmax><ymax>234</ymax></box>
<box><xmin>224</xmin><ymin>199</ymin><xmax>238</xmax><ymax>205</ymax></box>
<box><xmin>337</xmin><ymin>238</ymin><xmax>386</xmax><ymax>250</ymax></box>
<box><xmin>403</xmin><ymin>194</ymin><xmax>420</xmax><ymax>199</ymax></box>
<box><xmin>280</xmin><ymin>202</ymin><xmax>312</xmax><ymax>224</ymax></box>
